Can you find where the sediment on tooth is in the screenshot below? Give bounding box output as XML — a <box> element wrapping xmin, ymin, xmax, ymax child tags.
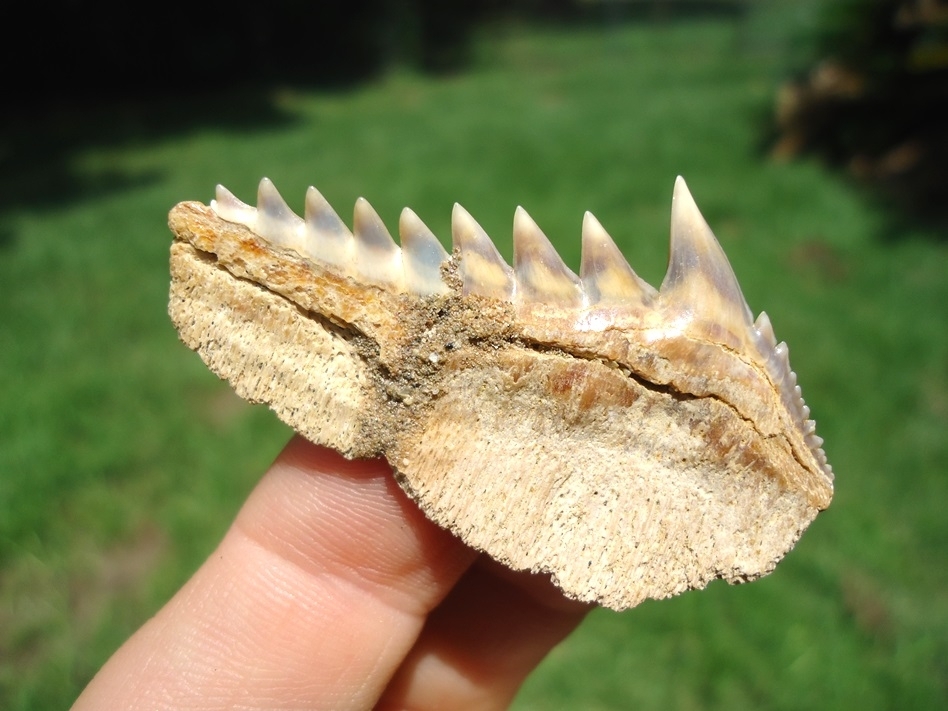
<box><xmin>513</xmin><ymin>206</ymin><xmax>585</xmax><ymax>307</ymax></box>
<box><xmin>304</xmin><ymin>186</ymin><xmax>354</xmax><ymax>268</ymax></box>
<box><xmin>352</xmin><ymin>197</ymin><xmax>404</xmax><ymax>290</ymax></box>
<box><xmin>399</xmin><ymin>208</ymin><xmax>451</xmax><ymax>296</ymax></box>
<box><xmin>580</xmin><ymin>211</ymin><xmax>657</xmax><ymax>306</ymax></box>
<box><xmin>452</xmin><ymin>203</ymin><xmax>515</xmax><ymax>300</ymax></box>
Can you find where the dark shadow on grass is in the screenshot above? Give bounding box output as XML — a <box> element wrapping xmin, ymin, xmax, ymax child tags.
<box><xmin>0</xmin><ymin>1</ymin><xmax>760</xmax><ymax>250</ymax></box>
<box><xmin>0</xmin><ymin>90</ymin><xmax>303</xmax><ymax>244</ymax></box>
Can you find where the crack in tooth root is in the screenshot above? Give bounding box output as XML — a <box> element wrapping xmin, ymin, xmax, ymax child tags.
<box><xmin>209</xmin><ymin>176</ymin><xmax>832</xmax><ymax>481</ymax></box>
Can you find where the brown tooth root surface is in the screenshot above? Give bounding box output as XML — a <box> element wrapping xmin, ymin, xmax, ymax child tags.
<box><xmin>167</xmin><ymin>189</ymin><xmax>833</xmax><ymax>612</ymax></box>
<box><xmin>391</xmin><ymin>349</ymin><xmax>817</xmax><ymax>609</ymax></box>
<box><xmin>169</xmin><ymin>242</ymin><xmax>380</xmax><ymax>457</ymax></box>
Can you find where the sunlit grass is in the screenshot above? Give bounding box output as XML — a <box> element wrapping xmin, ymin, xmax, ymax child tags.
<box><xmin>1</xmin><ymin>12</ymin><xmax>946</xmax><ymax>710</ymax></box>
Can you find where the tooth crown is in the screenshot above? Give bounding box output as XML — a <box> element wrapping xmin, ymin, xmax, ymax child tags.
<box><xmin>169</xmin><ymin>176</ymin><xmax>834</xmax><ymax>610</ymax></box>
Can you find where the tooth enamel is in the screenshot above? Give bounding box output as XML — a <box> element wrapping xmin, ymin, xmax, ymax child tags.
<box><xmin>754</xmin><ymin>311</ymin><xmax>777</xmax><ymax>348</ymax></box>
<box><xmin>452</xmin><ymin>203</ymin><xmax>514</xmax><ymax>300</ymax></box>
<box><xmin>513</xmin><ymin>207</ymin><xmax>584</xmax><ymax>306</ymax></box>
<box><xmin>352</xmin><ymin>198</ymin><xmax>404</xmax><ymax>289</ymax></box>
<box><xmin>256</xmin><ymin>178</ymin><xmax>304</xmax><ymax>249</ymax></box>
<box><xmin>212</xmin><ymin>184</ymin><xmax>256</xmax><ymax>225</ymax></box>
<box><xmin>581</xmin><ymin>211</ymin><xmax>657</xmax><ymax>305</ymax></box>
<box><xmin>399</xmin><ymin>208</ymin><xmax>450</xmax><ymax>296</ymax></box>
<box><xmin>304</xmin><ymin>186</ymin><xmax>353</xmax><ymax>268</ymax></box>
<box><xmin>660</xmin><ymin>177</ymin><xmax>754</xmax><ymax>340</ymax></box>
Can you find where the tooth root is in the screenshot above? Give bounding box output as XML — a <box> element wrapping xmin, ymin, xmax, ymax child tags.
<box><xmin>211</xmin><ymin>184</ymin><xmax>256</xmax><ymax>225</ymax></box>
<box><xmin>660</xmin><ymin>177</ymin><xmax>753</xmax><ymax>339</ymax></box>
<box><xmin>452</xmin><ymin>204</ymin><xmax>514</xmax><ymax>300</ymax></box>
<box><xmin>513</xmin><ymin>207</ymin><xmax>584</xmax><ymax>306</ymax></box>
<box><xmin>399</xmin><ymin>208</ymin><xmax>450</xmax><ymax>296</ymax></box>
<box><xmin>352</xmin><ymin>197</ymin><xmax>403</xmax><ymax>289</ymax></box>
<box><xmin>256</xmin><ymin>178</ymin><xmax>303</xmax><ymax>248</ymax></box>
<box><xmin>581</xmin><ymin>211</ymin><xmax>657</xmax><ymax>306</ymax></box>
<box><xmin>304</xmin><ymin>186</ymin><xmax>353</xmax><ymax>267</ymax></box>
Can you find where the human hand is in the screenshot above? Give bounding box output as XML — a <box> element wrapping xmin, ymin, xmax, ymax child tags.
<box><xmin>72</xmin><ymin>436</ymin><xmax>589</xmax><ymax>710</ymax></box>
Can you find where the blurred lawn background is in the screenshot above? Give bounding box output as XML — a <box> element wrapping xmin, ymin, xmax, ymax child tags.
<box><xmin>2</xmin><ymin>1</ymin><xmax>947</xmax><ymax>708</ymax></box>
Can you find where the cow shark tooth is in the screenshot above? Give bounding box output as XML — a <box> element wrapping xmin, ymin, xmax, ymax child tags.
<box><xmin>170</xmin><ymin>176</ymin><xmax>834</xmax><ymax>611</ymax></box>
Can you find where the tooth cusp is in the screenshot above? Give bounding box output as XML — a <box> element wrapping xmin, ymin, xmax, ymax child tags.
<box><xmin>212</xmin><ymin>184</ymin><xmax>256</xmax><ymax>225</ymax></box>
<box><xmin>660</xmin><ymin>177</ymin><xmax>754</xmax><ymax>345</ymax></box>
<box><xmin>304</xmin><ymin>186</ymin><xmax>354</xmax><ymax>268</ymax></box>
<box><xmin>580</xmin><ymin>211</ymin><xmax>657</xmax><ymax>307</ymax></box>
<box><xmin>399</xmin><ymin>208</ymin><xmax>451</xmax><ymax>296</ymax></box>
<box><xmin>513</xmin><ymin>206</ymin><xmax>584</xmax><ymax>306</ymax></box>
<box><xmin>256</xmin><ymin>178</ymin><xmax>304</xmax><ymax>249</ymax></box>
<box><xmin>452</xmin><ymin>203</ymin><xmax>515</xmax><ymax>300</ymax></box>
<box><xmin>352</xmin><ymin>197</ymin><xmax>404</xmax><ymax>289</ymax></box>
<box><xmin>754</xmin><ymin>311</ymin><xmax>778</xmax><ymax>349</ymax></box>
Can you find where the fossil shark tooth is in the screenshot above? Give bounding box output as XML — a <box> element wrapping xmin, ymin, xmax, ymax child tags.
<box><xmin>513</xmin><ymin>206</ymin><xmax>585</xmax><ymax>306</ymax></box>
<box><xmin>167</xmin><ymin>176</ymin><xmax>834</xmax><ymax>611</ymax></box>
<box><xmin>304</xmin><ymin>185</ymin><xmax>354</xmax><ymax>268</ymax></box>
<box><xmin>580</xmin><ymin>211</ymin><xmax>657</xmax><ymax>306</ymax></box>
<box><xmin>352</xmin><ymin>197</ymin><xmax>404</xmax><ymax>289</ymax></box>
<box><xmin>399</xmin><ymin>208</ymin><xmax>450</xmax><ymax>296</ymax></box>
<box><xmin>256</xmin><ymin>178</ymin><xmax>304</xmax><ymax>250</ymax></box>
<box><xmin>660</xmin><ymin>176</ymin><xmax>753</xmax><ymax>346</ymax></box>
<box><xmin>452</xmin><ymin>203</ymin><xmax>515</xmax><ymax>300</ymax></box>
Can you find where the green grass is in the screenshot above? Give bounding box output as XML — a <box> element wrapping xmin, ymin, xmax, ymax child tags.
<box><xmin>2</xmin><ymin>10</ymin><xmax>947</xmax><ymax>710</ymax></box>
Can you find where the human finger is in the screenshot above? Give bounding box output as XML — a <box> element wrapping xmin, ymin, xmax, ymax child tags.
<box><xmin>377</xmin><ymin>557</ymin><xmax>590</xmax><ymax>710</ymax></box>
<box><xmin>72</xmin><ymin>437</ymin><xmax>477</xmax><ymax>710</ymax></box>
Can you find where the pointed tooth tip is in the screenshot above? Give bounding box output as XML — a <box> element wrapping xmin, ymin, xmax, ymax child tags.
<box><xmin>400</xmin><ymin>207</ymin><xmax>441</xmax><ymax>240</ymax></box>
<box><xmin>673</xmin><ymin>175</ymin><xmax>690</xmax><ymax>199</ymax></box>
<box><xmin>452</xmin><ymin>203</ymin><xmax>481</xmax><ymax>234</ymax></box>
<box><xmin>669</xmin><ymin>175</ymin><xmax>706</xmax><ymax>237</ymax></box>
<box><xmin>583</xmin><ymin>210</ymin><xmax>601</xmax><ymax>230</ymax></box>
<box><xmin>399</xmin><ymin>206</ymin><xmax>420</xmax><ymax>231</ymax></box>
<box><xmin>452</xmin><ymin>203</ymin><xmax>472</xmax><ymax>230</ymax></box>
<box><xmin>581</xmin><ymin>210</ymin><xmax>611</xmax><ymax>245</ymax></box>
<box><xmin>352</xmin><ymin>197</ymin><xmax>396</xmax><ymax>243</ymax></box>
<box><xmin>257</xmin><ymin>177</ymin><xmax>291</xmax><ymax>208</ymax></box>
<box><xmin>513</xmin><ymin>206</ymin><xmax>542</xmax><ymax>240</ymax></box>
<box><xmin>213</xmin><ymin>183</ymin><xmax>245</xmax><ymax>208</ymax></box>
<box><xmin>353</xmin><ymin>196</ymin><xmax>373</xmax><ymax>219</ymax></box>
<box><xmin>353</xmin><ymin>196</ymin><xmax>374</xmax><ymax>219</ymax></box>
